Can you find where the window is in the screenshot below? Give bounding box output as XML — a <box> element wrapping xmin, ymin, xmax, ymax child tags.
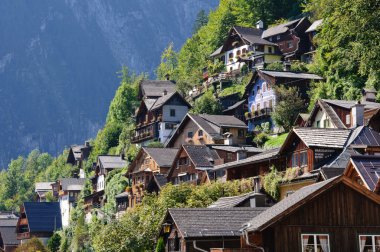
<box><xmin>277</xmin><ymin>35</ymin><xmax>281</xmax><ymax>40</ymax></box>
<box><xmin>187</xmin><ymin>131</ymin><xmax>193</xmax><ymax>138</ymax></box>
<box><xmin>287</xmin><ymin>41</ymin><xmax>293</xmax><ymax>48</ymax></box>
<box><xmin>359</xmin><ymin>235</ymin><xmax>380</xmax><ymax>251</ymax></box>
<box><xmin>238</xmin><ymin>129</ymin><xmax>245</xmax><ymax>137</ymax></box>
<box><xmin>323</xmin><ymin>119</ymin><xmax>330</xmax><ymax>128</ymax></box>
<box><xmin>242</xmin><ymin>48</ymin><xmax>247</xmax><ymax>54</ymax></box>
<box><xmin>227</xmin><ymin>153</ymin><xmax>234</xmax><ymax>161</ymax></box>
<box><xmin>263</xmin><ymin>83</ymin><xmax>267</xmax><ymax>92</ymax></box>
<box><xmin>268</xmin><ymin>47</ymin><xmax>272</xmax><ymax>53</ymax></box>
<box><xmin>198</xmin><ymin>130</ymin><xmax>203</xmax><ymax>137</ymax></box>
<box><xmin>165</xmin><ymin>123</ymin><xmax>175</xmax><ymax>130</ymax></box>
<box><xmin>301</xmin><ymin>234</ymin><xmax>330</xmax><ymax>252</ymax></box>
<box><xmin>269</xmin><ymin>37</ymin><xmax>272</xmax><ymax>42</ymax></box>
<box><xmin>178</xmin><ymin>157</ymin><xmax>189</xmax><ymax>166</ymax></box>
<box><xmin>300</xmin><ymin>151</ymin><xmax>308</xmax><ymax>167</ymax></box>
<box><xmin>170</xmin><ymin>109</ymin><xmax>176</xmax><ymax>117</ymax></box>
<box><xmin>346</xmin><ymin>114</ymin><xmax>351</xmax><ymax>125</ymax></box>
<box><xmin>291</xmin><ymin>152</ymin><xmax>299</xmax><ymax>167</ymax></box>
<box><xmin>316</xmin><ymin>120</ymin><xmax>321</xmax><ymax>128</ymax></box>
<box><xmin>229</xmin><ymin>52</ymin><xmax>234</xmax><ymax>59</ymax></box>
<box><xmin>237</xmin><ymin>50</ymin><xmax>241</xmax><ymax>56</ymax></box>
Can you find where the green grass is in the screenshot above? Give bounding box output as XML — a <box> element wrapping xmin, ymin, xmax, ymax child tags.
<box><xmin>264</xmin><ymin>133</ymin><xmax>289</xmax><ymax>149</ymax></box>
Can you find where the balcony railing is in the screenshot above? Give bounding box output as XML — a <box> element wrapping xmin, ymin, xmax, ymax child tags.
<box><xmin>246</xmin><ymin>108</ymin><xmax>273</xmax><ymax>120</ymax></box>
<box><xmin>131</xmin><ymin>124</ymin><xmax>155</xmax><ymax>143</ymax></box>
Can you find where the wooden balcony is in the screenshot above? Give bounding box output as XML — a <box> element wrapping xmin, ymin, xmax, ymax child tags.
<box><xmin>250</xmin><ymin>108</ymin><xmax>273</xmax><ymax>120</ymax></box>
<box><xmin>17</xmin><ymin>232</ymin><xmax>30</xmax><ymax>240</ymax></box>
<box><xmin>131</xmin><ymin>123</ymin><xmax>156</xmax><ymax>143</ymax></box>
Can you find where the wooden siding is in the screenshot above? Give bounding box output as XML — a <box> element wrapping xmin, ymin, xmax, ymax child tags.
<box><xmin>263</xmin><ymin>183</ymin><xmax>380</xmax><ymax>252</ymax></box>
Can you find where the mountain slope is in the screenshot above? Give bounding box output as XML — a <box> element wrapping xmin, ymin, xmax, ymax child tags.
<box><xmin>0</xmin><ymin>0</ymin><xmax>218</xmax><ymax>167</ymax></box>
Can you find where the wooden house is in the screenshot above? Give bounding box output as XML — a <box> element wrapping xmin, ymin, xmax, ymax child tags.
<box><xmin>66</xmin><ymin>141</ymin><xmax>92</xmax><ymax>168</ymax></box>
<box><xmin>158</xmin><ymin>208</ymin><xmax>265</xmax><ymax>252</ymax></box>
<box><xmin>0</xmin><ymin>213</ymin><xmax>19</xmax><ymax>252</ymax></box>
<box><xmin>34</xmin><ymin>182</ymin><xmax>53</xmax><ymax>202</ymax></box>
<box><xmin>304</xmin><ymin>19</ymin><xmax>323</xmax><ymax>63</ymax></box>
<box><xmin>261</xmin><ymin>17</ymin><xmax>312</xmax><ymax>61</ymax></box>
<box><xmin>165</xmin><ymin>113</ymin><xmax>247</xmax><ymax>148</ymax></box>
<box><xmin>132</xmin><ymin>80</ymin><xmax>191</xmax><ymax>145</ymax></box>
<box><xmin>209</xmin><ymin>25</ymin><xmax>281</xmax><ymax>75</ymax></box>
<box><xmin>16</xmin><ymin>202</ymin><xmax>62</xmax><ymax>245</ymax></box>
<box><xmin>126</xmin><ymin>147</ymin><xmax>178</xmax><ymax>208</ymax></box>
<box><xmin>294</xmin><ymin>113</ymin><xmax>309</xmax><ymax>127</ymax></box>
<box><xmin>344</xmin><ymin>155</ymin><xmax>380</xmax><ymax>193</ymax></box>
<box><xmin>219</xmin><ymin>93</ymin><xmax>246</xmax><ymax>122</ymax></box>
<box><xmin>306</xmin><ymin>99</ymin><xmax>380</xmax><ymax>129</ymax></box>
<box><xmin>240</xmin><ymin>176</ymin><xmax>380</xmax><ymax>252</ymax></box>
<box><xmin>52</xmin><ymin>178</ymin><xmax>85</xmax><ymax>228</ymax></box>
<box><xmin>212</xmin><ymin>147</ymin><xmax>285</xmax><ymax>181</ymax></box>
<box><xmin>167</xmin><ymin>145</ymin><xmax>223</xmax><ymax>185</ymax></box>
<box><xmin>209</xmin><ymin>145</ymin><xmax>263</xmax><ymax>164</ymax></box>
<box><xmin>245</xmin><ymin>70</ymin><xmax>322</xmax><ymax>131</ymax></box>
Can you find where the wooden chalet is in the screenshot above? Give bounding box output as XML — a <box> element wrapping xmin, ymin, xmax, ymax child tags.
<box><xmin>16</xmin><ymin>202</ymin><xmax>61</xmax><ymax>244</ymax></box>
<box><xmin>167</xmin><ymin>145</ymin><xmax>223</xmax><ymax>185</ymax></box>
<box><xmin>0</xmin><ymin>213</ymin><xmax>19</xmax><ymax>252</ymax></box>
<box><xmin>261</xmin><ymin>17</ymin><xmax>312</xmax><ymax>61</ymax></box>
<box><xmin>239</xmin><ymin>176</ymin><xmax>380</xmax><ymax>252</ymax></box>
<box><xmin>219</xmin><ymin>93</ymin><xmax>246</xmax><ymax>122</ymax></box>
<box><xmin>165</xmin><ymin>113</ymin><xmax>247</xmax><ymax>148</ymax></box>
<box><xmin>132</xmin><ymin>80</ymin><xmax>191</xmax><ymax>145</ymax></box>
<box><xmin>209</xmin><ymin>25</ymin><xmax>281</xmax><ymax>76</ymax></box>
<box><xmin>344</xmin><ymin>155</ymin><xmax>380</xmax><ymax>193</ymax></box>
<box><xmin>126</xmin><ymin>147</ymin><xmax>178</xmax><ymax>208</ymax></box>
<box><xmin>244</xmin><ymin>69</ymin><xmax>322</xmax><ymax>131</ymax></box>
<box><xmin>212</xmin><ymin>147</ymin><xmax>285</xmax><ymax>181</ymax></box>
<box><xmin>84</xmin><ymin>155</ymin><xmax>127</xmax><ymax>214</ymax></box>
<box><xmin>209</xmin><ymin>145</ymin><xmax>263</xmax><ymax>164</ymax></box>
<box><xmin>34</xmin><ymin>182</ymin><xmax>53</xmax><ymax>202</ymax></box>
<box><xmin>159</xmin><ymin>208</ymin><xmax>265</xmax><ymax>252</ymax></box>
<box><xmin>66</xmin><ymin>141</ymin><xmax>92</xmax><ymax>168</ymax></box>
<box><xmin>52</xmin><ymin>178</ymin><xmax>85</xmax><ymax>228</ymax></box>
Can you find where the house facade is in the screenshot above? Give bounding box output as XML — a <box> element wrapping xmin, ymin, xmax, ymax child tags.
<box><xmin>34</xmin><ymin>182</ymin><xmax>53</xmax><ymax>202</ymax></box>
<box><xmin>245</xmin><ymin>70</ymin><xmax>323</xmax><ymax>131</ymax></box>
<box><xmin>132</xmin><ymin>80</ymin><xmax>191</xmax><ymax>145</ymax></box>
<box><xmin>66</xmin><ymin>141</ymin><xmax>92</xmax><ymax>168</ymax></box>
<box><xmin>304</xmin><ymin>19</ymin><xmax>323</xmax><ymax>63</ymax></box>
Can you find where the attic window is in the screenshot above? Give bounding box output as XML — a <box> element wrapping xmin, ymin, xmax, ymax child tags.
<box><xmin>187</xmin><ymin>131</ymin><xmax>193</xmax><ymax>138</ymax></box>
<box><xmin>170</xmin><ymin>109</ymin><xmax>176</xmax><ymax>117</ymax></box>
<box><xmin>198</xmin><ymin>130</ymin><xmax>203</xmax><ymax>137</ymax></box>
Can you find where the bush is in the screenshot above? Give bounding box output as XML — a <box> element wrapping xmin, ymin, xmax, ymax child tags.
<box><xmin>262</xmin><ymin>166</ymin><xmax>283</xmax><ymax>200</ymax></box>
<box><xmin>253</xmin><ymin>132</ymin><xmax>269</xmax><ymax>148</ymax></box>
<box><xmin>155</xmin><ymin>237</ymin><xmax>165</xmax><ymax>252</ymax></box>
<box><xmin>47</xmin><ymin>232</ymin><xmax>61</xmax><ymax>252</ymax></box>
<box><xmin>16</xmin><ymin>237</ymin><xmax>48</xmax><ymax>252</ymax></box>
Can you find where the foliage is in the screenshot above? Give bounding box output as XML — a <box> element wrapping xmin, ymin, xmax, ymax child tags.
<box><xmin>264</xmin><ymin>133</ymin><xmax>289</xmax><ymax>149</ymax></box>
<box><xmin>15</xmin><ymin>237</ymin><xmax>48</xmax><ymax>252</ymax></box>
<box><xmin>306</xmin><ymin>0</ymin><xmax>380</xmax><ymax>100</ymax></box>
<box><xmin>155</xmin><ymin>237</ymin><xmax>165</xmax><ymax>252</ymax></box>
<box><xmin>219</xmin><ymin>72</ymin><xmax>252</xmax><ymax>97</ymax></box>
<box><xmin>265</xmin><ymin>61</ymin><xmax>284</xmax><ymax>71</ymax></box>
<box><xmin>147</xmin><ymin>141</ymin><xmax>165</xmax><ymax>148</ymax></box>
<box><xmin>47</xmin><ymin>232</ymin><xmax>61</xmax><ymax>252</ymax></box>
<box><xmin>253</xmin><ymin>132</ymin><xmax>269</xmax><ymax>148</ymax></box>
<box><xmin>266</xmin><ymin>61</ymin><xmax>309</xmax><ymax>72</ymax></box>
<box><xmin>262</xmin><ymin>166</ymin><xmax>283</xmax><ymax>200</ymax></box>
<box><xmin>192</xmin><ymin>91</ymin><xmax>223</xmax><ymax>115</ymax></box>
<box><xmin>103</xmin><ymin>168</ymin><xmax>129</xmax><ymax>214</ymax></box>
<box><xmin>272</xmin><ymin>85</ymin><xmax>306</xmax><ymax>132</ymax></box>
<box><xmin>193</xmin><ymin>9</ymin><xmax>209</xmax><ymax>34</ymax></box>
<box><xmin>156</xmin><ymin>43</ymin><xmax>179</xmax><ymax>81</ymax></box>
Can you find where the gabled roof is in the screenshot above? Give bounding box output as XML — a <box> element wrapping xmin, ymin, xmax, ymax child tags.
<box><xmin>210</xmin><ymin>45</ymin><xmax>223</xmax><ymax>57</ymax></box>
<box><xmin>222</xmin><ymin>99</ymin><xmax>246</xmax><ymax>113</ymax></box>
<box><xmin>35</xmin><ymin>182</ymin><xmax>54</xmax><ymax>192</ymax></box>
<box><xmin>213</xmin><ymin>148</ymin><xmax>280</xmax><ymax>171</ymax></box>
<box><xmin>322</xmin><ymin>147</ymin><xmax>359</xmax><ymax>169</ymax></box>
<box><xmin>143</xmin><ymin>147</ymin><xmax>179</xmax><ymax>167</ymax></box>
<box><xmin>182</xmin><ymin>145</ymin><xmax>220</xmax><ymax>169</ymax></box>
<box><xmin>21</xmin><ymin>202</ymin><xmax>62</xmax><ymax>233</ymax></box>
<box><xmin>306</xmin><ymin>19</ymin><xmax>323</xmax><ymax>33</ymax></box>
<box><xmin>208</xmin><ymin>192</ymin><xmax>267</xmax><ymax>208</ymax></box>
<box><xmin>115</xmin><ymin>191</ymin><xmax>129</xmax><ymax>199</ymax></box>
<box><xmin>139</xmin><ymin>80</ymin><xmax>176</xmax><ymax>99</ymax></box>
<box><xmin>98</xmin><ymin>155</ymin><xmax>127</xmax><ymax>170</ymax></box>
<box><xmin>346</xmin><ymin>155</ymin><xmax>380</xmax><ymax>192</ymax></box>
<box><xmin>59</xmin><ymin>178</ymin><xmax>86</xmax><ymax>191</ymax></box>
<box><xmin>0</xmin><ymin>226</ymin><xmax>19</xmax><ymax>246</ymax></box>
<box><xmin>308</xmin><ymin>99</ymin><xmax>346</xmax><ymax>128</ymax></box>
<box><xmin>167</xmin><ymin>208</ymin><xmax>266</xmax><ymax>238</ymax></box>
<box><xmin>260</xmin><ymin>70</ymin><xmax>323</xmax><ymax>80</ymax></box>
<box><xmin>346</xmin><ymin>126</ymin><xmax>380</xmax><ymax>147</ymax></box>
<box><xmin>262</xmin><ymin>18</ymin><xmax>303</xmax><ymax>38</ymax></box>
<box><xmin>210</xmin><ymin>145</ymin><xmax>263</xmax><ymax>153</ymax></box>
<box><xmin>149</xmin><ymin>92</ymin><xmax>191</xmax><ymax>111</ymax></box>
<box><xmin>233</xmin><ymin>26</ymin><xmax>275</xmax><ymax>46</ymax></box>
<box><xmin>280</xmin><ymin>128</ymin><xmax>351</xmax><ymax>152</ymax></box>
<box><xmin>323</xmin><ymin>99</ymin><xmax>380</xmax><ymax>110</ymax></box>
<box><xmin>244</xmin><ymin>176</ymin><xmax>380</xmax><ymax>232</ymax></box>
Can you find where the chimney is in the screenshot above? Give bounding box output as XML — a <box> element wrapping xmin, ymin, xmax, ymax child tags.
<box><xmin>223</xmin><ymin>132</ymin><xmax>233</xmax><ymax>145</ymax></box>
<box><xmin>283</xmin><ymin>61</ymin><xmax>291</xmax><ymax>71</ymax></box>
<box><xmin>79</xmin><ymin>169</ymin><xmax>86</xmax><ymax>179</ymax></box>
<box><xmin>351</xmin><ymin>101</ymin><xmax>365</xmax><ymax>127</ymax></box>
<box><xmin>256</xmin><ymin>20</ymin><xmax>264</xmax><ymax>30</ymax></box>
<box><xmin>162</xmin><ymin>89</ymin><xmax>167</xmax><ymax>96</ymax></box>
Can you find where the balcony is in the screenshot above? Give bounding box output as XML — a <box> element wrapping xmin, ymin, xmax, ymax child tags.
<box><xmin>17</xmin><ymin>232</ymin><xmax>30</xmax><ymax>240</ymax></box>
<box><xmin>131</xmin><ymin>124</ymin><xmax>156</xmax><ymax>143</ymax></box>
<box><xmin>248</xmin><ymin>108</ymin><xmax>273</xmax><ymax>120</ymax></box>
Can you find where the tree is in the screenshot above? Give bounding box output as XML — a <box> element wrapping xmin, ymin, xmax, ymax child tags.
<box><xmin>306</xmin><ymin>0</ymin><xmax>380</xmax><ymax>101</ymax></box>
<box><xmin>15</xmin><ymin>237</ymin><xmax>48</xmax><ymax>252</ymax></box>
<box><xmin>193</xmin><ymin>10</ymin><xmax>209</xmax><ymax>34</ymax></box>
<box><xmin>155</xmin><ymin>237</ymin><xmax>165</xmax><ymax>252</ymax></box>
<box><xmin>156</xmin><ymin>43</ymin><xmax>178</xmax><ymax>81</ymax></box>
<box><xmin>271</xmin><ymin>85</ymin><xmax>305</xmax><ymax>132</ymax></box>
<box><xmin>147</xmin><ymin>141</ymin><xmax>164</xmax><ymax>148</ymax></box>
<box><xmin>192</xmin><ymin>91</ymin><xmax>223</xmax><ymax>115</ymax></box>
<box><xmin>47</xmin><ymin>232</ymin><xmax>61</xmax><ymax>252</ymax></box>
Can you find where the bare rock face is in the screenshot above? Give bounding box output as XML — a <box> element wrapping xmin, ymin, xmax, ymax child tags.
<box><xmin>0</xmin><ymin>0</ymin><xmax>218</xmax><ymax>167</ymax></box>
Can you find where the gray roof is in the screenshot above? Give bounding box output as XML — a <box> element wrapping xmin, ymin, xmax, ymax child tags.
<box><xmin>317</xmin><ymin>99</ymin><xmax>346</xmax><ymax>128</ymax></box>
<box><xmin>234</xmin><ymin>26</ymin><xmax>276</xmax><ymax>46</ymax></box>
<box><xmin>35</xmin><ymin>182</ymin><xmax>54</xmax><ymax>192</ymax></box>
<box><xmin>323</xmin><ymin>147</ymin><xmax>359</xmax><ymax>169</ymax></box>
<box><xmin>346</xmin><ymin>126</ymin><xmax>380</xmax><ymax>147</ymax></box>
<box><xmin>183</xmin><ymin>145</ymin><xmax>220</xmax><ymax>168</ymax></box>
<box><xmin>153</xmin><ymin>173</ymin><xmax>168</xmax><ymax>188</ymax></box>
<box><xmin>306</xmin><ymin>19</ymin><xmax>323</xmax><ymax>33</ymax></box>
<box><xmin>0</xmin><ymin>226</ymin><xmax>19</xmax><ymax>245</ymax></box>
<box><xmin>210</xmin><ymin>145</ymin><xmax>263</xmax><ymax>153</ymax></box>
<box><xmin>98</xmin><ymin>155</ymin><xmax>128</xmax><ymax>170</ymax></box>
<box><xmin>350</xmin><ymin>155</ymin><xmax>380</xmax><ymax>192</ymax></box>
<box><xmin>0</xmin><ymin>218</ymin><xmax>17</xmax><ymax>227</ymax></box>
<box><xmin>168</xmin><ymin>208</ymin><xmax>266</xmax><ymax>237</ymax></box>
<box><xmin>262</xmin><ymin>18</ymin><xmax>302</xmax><ymax>38</ymax></box>
<box><xmin>60</xmin><ymin>178</ymin><xmax>86</xmax><ymax>191</ymax></box>
<box><xmin>320</xmin><ymin>167</ymin><xmax>345</xmax><ymax>179</ymax></box>
<box><xmin>210</xmin><ymin>45</ymin><xmax>223</xmax><ymax>57</ymax></box>
<box><xmin>140</xmin><ymin>80</ymin><xmax>176</xmax><ymax>98</ymax></box>
<box><xmin>208</xmin><ymin>192</ymin><xmax>266</xmax><ymax>208</ymax></box>
<box><xmin>244</xmin><ymin>177</ymin><xmax>339</xmax><ymax>232</ymax></box>
<box><xmin>323</xmin><ymin>99</ymin><xmax>380</xmax><ymax>110</ymax></box>
<box><xmin>213</xmin><ymin>148</ymin><xmax>280</xmax><ymax>171</ymax></box>
<box><xmin>143</xmin><ymin>147</ymin><xmax>179</xmax><ymax>167</ymax></box>
<box><xmin>115</xmin><ymin>191</ymin><xmax>129</xmax><ymax>199</ymax></box>
<box><xmin>291</xmin><ymin>127</ymin><xmax>351</xmax><ymax>148</ymax></box>
<box><xmin>149</xmin><ymin>92</ymin><xmax>190</xmax><ymax>111</ymax></box>
<box><xmin>260</xmin><ymin>70</ymin><xmax>323</xmax><ymax>80</ymax></box>
<box><xmin>223</xmin><ymin>99</ymin><xmax>246</xmax><ymax>113</ymax></box>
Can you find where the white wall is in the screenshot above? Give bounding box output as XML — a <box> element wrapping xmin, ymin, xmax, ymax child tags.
<box><xmin>60</xmin><ymin>195</ymin><xmax>70</xmax><ymax>228</ymax></box>
<box><xmin>312</xmin><ymin>109</ymin><xmax>335</xmax><ymax>128</ymax></box>
<box><xmin>97</xmin><ymin>175</ymin><xmax>105</xmax><ymax>192</ymax></box>
<box><xmin>162</xmin><ymin>105</ymin><xmax>188</xmax><ymax>122</ymax></box>
<box><xmin>223</xmin><ymin>45</ymin><xmax>249</xmax><ymax>72</ymax></box>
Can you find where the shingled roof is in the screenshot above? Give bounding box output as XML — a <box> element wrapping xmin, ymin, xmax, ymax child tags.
<box><xmin>213</xmin><ymin>148</ymin><xmax>280</xmax><ymax>171</ymax></box>
<box><xmin>210</xmin><ymin>145</ymin><xmax>263</xmax><ymax>153</ymax></box>
<box><xmin>348</xmin><ymin>155</ymin><xmax>380</xmax><ymax>192</ymax></box>
<box><xmin>183</xmin><ymin>145</ymin><xmax>220</xmax><ymax>169</ymax></box>
<box><xmin>260</xmin><ymin>70</ymin><xmax>323</xmax><ymax>80</ymax></box>
<box><xmin>306</xmin><ymin>19</ymin><xmax>323</xmax><ymax>33</ymax></box>
<box><xmin>316</xmin><ymin>99</ymin><xmax>346</xmax><ymax>128</ymax></box>
<box><xmin>0</xmin><ymin>226</ymin><xmax>19</xmax><ymax>246</ymax></box>
<box><xmin>262</xmin><ymin>18</ymin><xmax>303</xmax><ymax>38</ymax></box>
<box><xmin>167</xmin><ymin>208</ymin><xmax>265</xmax><ymax>238</ymax></box>
<box><xmin>60</xmin><ymin>178</ymin><xmax>86</xmax><ymax>191</ymax></box>
<box><xmin>346</xmin><ymin>126</ymin><xmax>380</xmax><ymax>147</ymax></box>
<box><xmin>323</xmin><ymin>99</ymin><xmax>380</xmax><ymax>110</ymax></box>
<box><xmin>233</xmin><ymin>26</ymin><xmax>275</xmax><ymax>46</ymax></box>
<box><xmin>143</xmin><ymin>147</ymin><xmax>179</xmax><ymax>167</ymax></box>
<box><xmin>98</xmin><ymin>155</ymin><xmax>127</xmax><ymax>170</ymax></box>
<box><xmin>139</xmin><ymin>80</ymin><xmax>176</xmax><ymax>99</ymax></box>
<box><xmin>22</xmin><ymin>202</ymin><xmax>62</xmax><ymax>233</ymax></box>
<box><xmin>208</xmin><ymin>192</ymin><xmax>268</xmax><ymax>208</ymax></box>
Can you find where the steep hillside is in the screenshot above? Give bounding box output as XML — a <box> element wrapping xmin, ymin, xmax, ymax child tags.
<box><xmin>0</xmin><ymin>0</ymin><xmax>218</xmax><ymax>167</ymax></box>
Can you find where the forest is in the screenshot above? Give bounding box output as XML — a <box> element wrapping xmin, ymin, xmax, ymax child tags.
<box><xmin>1</xmin><ymin>0</ymin><xmax>379</xmax><ymax>251</ymax></box>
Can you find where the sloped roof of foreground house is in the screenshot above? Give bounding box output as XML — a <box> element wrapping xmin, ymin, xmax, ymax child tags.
<box><xmin>139</xmin><ymin>80</ymin><xmax>176</xmax><ymax>98</ymax></box>
<box><xmin>345</xmin><ymin>155</ymin><xmax>380</xmax><ymax>192</ymax></box>
<box><xmin>243</xmin><ymin>176</ymin><xmax>380</xmax><ymax>232</ymax></box>
<box><xmin>166</xmin><ymin>208</ymin><xmax>266</xmax><ymax>238</ymax></box>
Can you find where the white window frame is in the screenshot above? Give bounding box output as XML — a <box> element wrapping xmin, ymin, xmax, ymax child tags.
<box><xmin>358</xmin><ymin>234</ymin><xmax>380</xmax><ymax>251</ymax></box>
<box><xmin>301</xmin><ymin>234</ymin><xmax>330</xmax><ymax>252</ymax></box>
